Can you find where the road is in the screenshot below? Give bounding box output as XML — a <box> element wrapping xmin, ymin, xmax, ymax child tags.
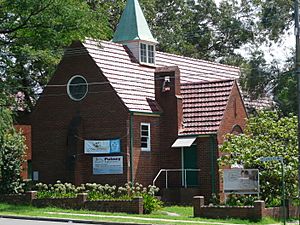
<box><xmin>0</xmin><ymin>218</ymin><xmax>101</xmax><ymax>225</ymax></box>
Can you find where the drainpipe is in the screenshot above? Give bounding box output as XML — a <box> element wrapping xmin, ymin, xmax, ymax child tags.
<box><xmin>181</xmin><ymin>147</ymin><xmax>184</xmax><ymax>187</ymax></box>
<box><xmin>129</xmin><ymin>111</ymin><xmax>134</xmax><ymax>184</ymax></box>
<box><xmin>210</xmin><ymin>135</ymin><xmax>216</xmax><ymax>194</ymax></box>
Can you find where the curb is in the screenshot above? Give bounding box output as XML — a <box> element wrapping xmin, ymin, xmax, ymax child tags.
<box><xmin>0</xmin><ymin>214</ymin><xmax>149</xmax><ymax>225</ymax></box>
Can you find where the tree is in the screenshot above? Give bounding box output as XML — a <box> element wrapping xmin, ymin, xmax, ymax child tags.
<box><xmin>219</xmin><ymin>111</ymin><xmax>298</xmax><ymax>205</ymax></box>
<box><xmin>0</xmin><ymin>95</ymin><xmax>26</xmax><ymax>194</ymax></box>
<box><xmin>273</xmin><ymin>70</ymin><xmax>297</xmax><ymax>115</ymax></box>
<box><xmin>151</xmin><ymin>0</ymin><xmax>254</xmax><ymax>61</ymax></box>
<box><xmin>1</xmin><ymin>0</ymin><xmax>112</xmax><ymax>111</ymax></box>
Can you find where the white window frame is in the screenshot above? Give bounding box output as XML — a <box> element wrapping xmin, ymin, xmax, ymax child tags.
<box><xmin>139</xmin><ymin>42</ymin><xmax>155</xmax><ymax>65</ymax></box>
<box><xmin>148</xmin><ymin>45</ymin><xmax>154</xmax><ymax>64</ymax></box>
<box><xmin>140</xmin><ymin>43</ymin><xmax>147</xmax><ymax>63</ymax></box>
<box><xmin>140</xmin><ymin>123</ymin><xmax>151</xmax><ymax>151</ymax></box>
<box><xmin>67</xmin><ymin>75</ymin><xmax>88</xmax><ymax>101</ymax></box>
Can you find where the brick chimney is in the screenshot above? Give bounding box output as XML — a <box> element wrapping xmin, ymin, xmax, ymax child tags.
<box><xmin>155</xmin><ymin>66</ymin><xmax>183</xmax><ymax>135</ymax></box>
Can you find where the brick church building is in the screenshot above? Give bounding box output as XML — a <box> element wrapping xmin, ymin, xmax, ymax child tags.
<box><xmin>30</xmin><ymin>0</ymin><xmax>247</xmax><ymax>202</ymax></box>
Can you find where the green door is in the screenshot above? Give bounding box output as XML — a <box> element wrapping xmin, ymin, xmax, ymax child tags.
<box><xmin>183</xmin><ymin>145</ymin><xmax>198</xmax><ymax>186</ymax></box>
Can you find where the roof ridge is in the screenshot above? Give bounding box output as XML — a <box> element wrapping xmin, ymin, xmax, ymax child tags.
<box><xmin>85</xmin><ymin>39</ymin><xmax>124</xmax><ymax>48</ymax></box>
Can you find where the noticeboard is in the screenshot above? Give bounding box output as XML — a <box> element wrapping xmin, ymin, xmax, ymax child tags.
<box><xmin>223</xmin><ymin>169</ymin><xmax>259</xmax><ymax>194</ymax></box>
<box><xmin>93</xmin><ymin>156</ymin><xmax>123</xmax><ymax>175</ymax></box>
<box><xmin>84</xmin><ymin>139</ymin><xmax>121</xmax><ymax>154</ymax></box>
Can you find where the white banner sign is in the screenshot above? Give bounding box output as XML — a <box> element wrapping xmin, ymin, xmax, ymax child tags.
<box><xmin>223</xmin><ymin>169</ymin><xmax>259</xmax><ymax>194</ymax></box>
<box><xmin>84</xmin><ymin>139</ymin><xmax>120</xmax><ymax>154</ymax></box>
<box><xmin>93</xmin><ymin>156</ymin><xmax>123</xmax><ymax>175</ymax></box>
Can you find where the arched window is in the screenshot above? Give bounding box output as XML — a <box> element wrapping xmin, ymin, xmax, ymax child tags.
<box><xmin>231</xmin><ymin>124</ymin><xmax>243</xmax><ymax>135</ymax></box>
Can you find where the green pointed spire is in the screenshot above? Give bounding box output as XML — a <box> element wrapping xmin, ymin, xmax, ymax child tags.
<box><xmin>112</xmin><ymin>0</ymin><xmax>157</xmax><ymax>43</ymax></box>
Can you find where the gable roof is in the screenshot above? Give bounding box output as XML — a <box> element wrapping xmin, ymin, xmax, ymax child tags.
<box><xmin>180</xmin><ymin>79</ymin><xmax>235</xmax><ymax>135</ymax></box>
<box><xmin>112</xmin><ymin>0</ymin><xmax>157</xmax><ymax>43</ymax></box>
<box><xmin>81</xmin><ymin>39</ymin><xmax>240</xmax><ymax>114</ymax></box>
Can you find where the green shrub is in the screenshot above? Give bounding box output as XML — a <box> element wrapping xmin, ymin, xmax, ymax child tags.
<box><xmin>31</xmin><ymin>181</ymin><xmax>162</xmax><ymax>214</ymax></box>
<box><xmin>142</xmin><ymin>194</ymin><xmax>162</xmax><ymax>214</ymax></box>
<box><xmin>0</xmin><ymin>107</ymin><xmax>26</xmax><ymax>194</ymax></box>
<box><xmin>35</xmin><ymin>181</ymin><xmax>77</xmax><ymax>199</ymax></box>
<box><xmin>225</xmin><ymin>194</ymin><xmax>259</xmax><ymax>206</ymax></box>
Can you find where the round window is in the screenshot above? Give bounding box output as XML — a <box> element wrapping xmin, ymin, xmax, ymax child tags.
<box><xmin>67</xmin><ymin>75</ymin><xmax>88</xmax><ymax>101</ymax></box>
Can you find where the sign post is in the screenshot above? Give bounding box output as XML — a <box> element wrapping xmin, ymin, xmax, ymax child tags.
<box><xmin>259</xmin><ymin>156</ymin><xmax>286</xmax><ymax>225</ymax></box>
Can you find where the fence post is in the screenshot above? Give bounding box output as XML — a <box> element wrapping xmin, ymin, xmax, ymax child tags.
<box><xmin>254</xmin><ymin>200</ymin><xmax>265</xmax><ymax>221</ymax></box>
<box><xmin>133</xmin><ymin>197</ymin><xmax>143</xmax><ymax>214</ymax></box>
<box><xmin>25</xmin><ymin>191</ymin><xmax>37</xmax><ymax>204</ymax></box>
<box><xmin>193</xmin><ymin>196</ymin><xmax>204</xmax><ymax>217</ymax></box>
<box><xmin>77</xmin><ymin>193</ymin><xmax>87</xmax><ymax>203</ymax></box>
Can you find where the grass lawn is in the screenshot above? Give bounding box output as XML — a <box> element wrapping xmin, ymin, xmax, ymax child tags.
<box><xmin>0</xmin><ymin>203</ymin><xmax>282</xmax><ymax>225</ymax></box>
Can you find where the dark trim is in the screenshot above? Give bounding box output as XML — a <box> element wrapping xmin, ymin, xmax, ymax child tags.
<box><xmin>129</xmin><ymin>111</ymin><xmax>134</xmax><ymax>183</ymax></box>
<box><xmin>131</xmin><ymin>111</ymin><xmax>161</xmax><ymax>116</ymax></box>
<box><xmin>209</xmin><ymin>135</ymin><xmax>217</xmax><ymax>194</ymax></box>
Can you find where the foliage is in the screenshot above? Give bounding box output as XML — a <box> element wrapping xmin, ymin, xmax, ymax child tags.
<box><xmin>225</xmin><ymin>194</ymin><xmax>259</xmax><ymax>206</ymax></box>
<box><xmin>33</xmin><ymin>181</ymin><xmax>162</xmax><ymax>214</ymax></box>
<box><xmin>209</xmin><ymin>193</ymin><xmax>220</xmax><ymax>205</ymax></box>
<box><xmin>219</xmin><ymin>111</ymin><xmax>298</xmax><ymax>206</ymax></box>
<box><xmin>142</xmin><ymin>193</ymin><xmax>162</xmax><ymax>214</ymax></box>
<box><xmin>1</xmin><ymin>0</ymin><xmax>294</xmax><ymax>113</ymax></box>
<box><xmin>1</xmin><ymin>0</ymin><xmax>111</xmax><ymax>111</ymax></box>
<box><xmin>35</xmin><ymin>181</ymin><xmax>77</xmax><ymax>199</ymax></box>
<box><xmin>273</xmin><ymin>70</ymin><xmax>297</xmax><ymax>115</ymax></box>
<box><xmin>0</xmin><ymin>96</ymin><xmax>26</xmax><ymax>194</ymax></box>
<box><xmin>152</xmin><ymin>0</ymin><xmax>254</xmax><ymax>61</ymax></box>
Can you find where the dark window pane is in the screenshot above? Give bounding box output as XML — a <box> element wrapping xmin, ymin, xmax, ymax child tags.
<box><xmin>140</xmin><ymin>43</ymin><xmax>147</xmax><ymax>63</ymax></box>
<box><xmin>141</xmin><ymin>125</ymin><xmax>148</xmax><ymax>130</ymax></box>
<box><xmin>141</xmin><ymin>143</ymin><xmax>148</xmax><ymax>148</ymax></box>
<box><xmin>68</xmin><ymin>76</ymin><xmax>88</xmax><ymax>100</ymax></box>
<box><xmin>141</xmin><ymin>137</ymin><xmax>148</xmax><ymax>142</ymax></box>
<box><xmin>141</xmin><ymin>131</ymin><xmax>148</xmax><ymax>136</ymax></box>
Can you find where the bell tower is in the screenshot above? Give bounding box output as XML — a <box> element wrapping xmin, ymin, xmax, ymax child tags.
<box><xmin>112</xmin><ymin>0</ymin><xmax>158</xmax><ymax>65</ymax></box>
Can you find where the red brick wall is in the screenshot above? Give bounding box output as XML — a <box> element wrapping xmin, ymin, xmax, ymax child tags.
<box><xmin>31</xmin><ymin>42</ymin><xmax>129</xmax><ymax>185</ymax></box>
<box><xmin>0</xmin><ymin>192</ymin><xmax>144</xmax><ymax>214</ymax></box>
<box><xmin>217</xmin><ymin>82</ymin><xmax>248</xmax><ymax>197</ymax></box>
<box><xmin>154</xmin><ymin>67</ymin><xmax>182</xmax><ymax>187</ymax></box>
<box><xmin>217</xmin><ymin>82</ymin><xmax>247</xmax><ymax>145</ymax></box>
<box><xmin>194</xmin><ymin>197</ymin><xmax>299</xmax><ymax>220</ymax></box>
<box><xmin>132</xmin><ymin>115</ymin><xmax>161</xmax><ymax>185</ymax></box>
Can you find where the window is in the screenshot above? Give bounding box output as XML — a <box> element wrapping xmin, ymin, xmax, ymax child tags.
<box><xmin>231</xmin><ymin>124</ymin><xmax>243</xmax><ymax>135</ymax></box>
<box><xmin>67</xmin><ymin>75</ymin><xmax>88</xmax><ymax>101</ymax></box>
<box><xmin>140</xmin><ymin>123</ymin><xmax>151</xmax><ymax>151</ymax></box>
<box><xmin>140</xmin><ymin>43</ymin><xmax>147</xmax><ymax>63</ymax></box>
<box><xmin>140</xmin><ymin>43</ymin><xmax>155</xmax><ymax>64</ymax></box>
<box><xmin>148</xmin><ymin>45</ymin><xmax>154</xmax><ymax>63</ymax></box>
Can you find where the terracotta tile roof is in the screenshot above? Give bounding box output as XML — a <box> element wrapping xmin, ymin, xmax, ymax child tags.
<box><xmin>156</xmin><ymin>52</ymin><xmax>240</xmax><ymax>83</ymax></box>
<box><xmin>243</xmin><ymin>95</ymin><xmax>274</xmax><ymax>111</ymax></box>
<box><xmin>180</xmin><ymin>80</ymin><xmax>235</xmax><ymax>135</ymax></box>
<box><xmin>82</xmin><ymin>39</ymin><xmax>240</xmax><ymax>114</ymax></box>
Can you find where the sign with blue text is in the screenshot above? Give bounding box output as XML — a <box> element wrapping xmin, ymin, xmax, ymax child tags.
<box><xmin>93</xmin><ymin>156</ymin><xmax>123</xmax><ymax>175</ymax></box>
<box><xmin>84</xmin><ymin>139</ymin><xmax>121</xmax><ymax>154</ymax></box>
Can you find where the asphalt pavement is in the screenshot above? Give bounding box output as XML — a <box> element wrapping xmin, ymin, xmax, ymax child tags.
<box><xmin>0</xmin><ymin>218</ymin><xmax>81</xmax><ymax>225</ymax></box>
<box><xmin>0</xmin><ymin>217</ymin><xmax>128</xmax><ymax>225</ymax></box>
